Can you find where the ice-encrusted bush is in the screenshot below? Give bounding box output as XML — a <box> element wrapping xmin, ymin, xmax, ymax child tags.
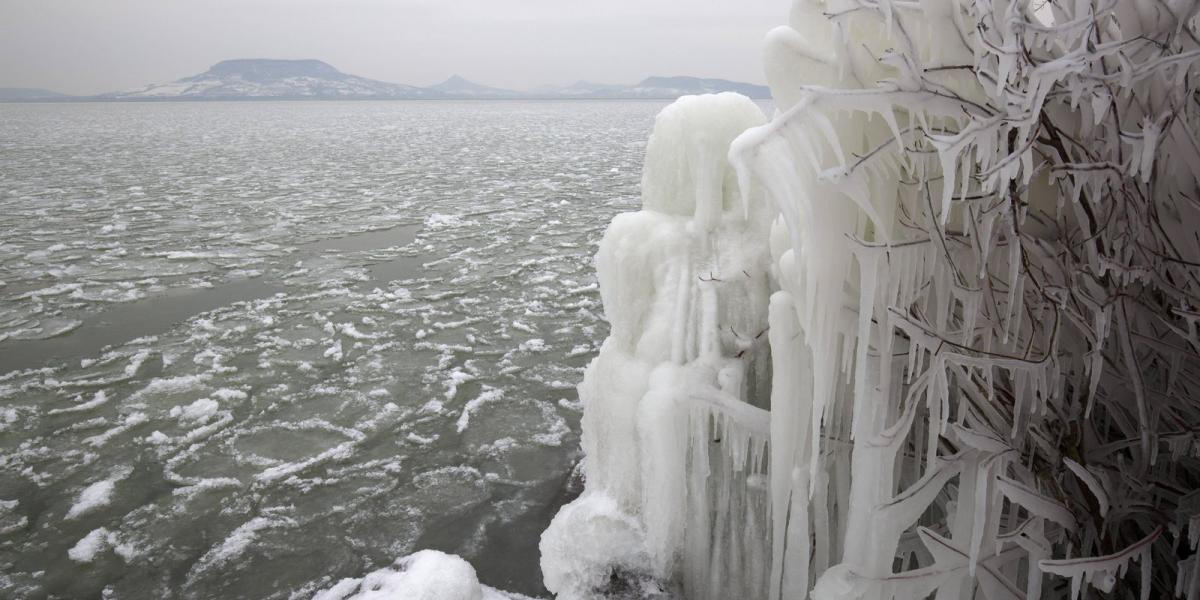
<box><xmin>544</xmin><ymin>0</ymin><xmax>1200</xmax><ymax>599</ymax></box>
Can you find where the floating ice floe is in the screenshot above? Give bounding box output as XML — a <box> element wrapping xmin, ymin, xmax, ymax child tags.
<box><xmin>65</xmin><ymin>468</ymin><xmax>131</xmax><ymax>519</ymax></box>
<box><xmin>456</xmin><ymin>387</ymin><xmax>505</xmax><ymax>433</ymax></box>
<box><xmin>0</xmin><ymin>499</ymin><xmax>27</xmax><ymax>535</ymax></box>
<box><xmin>0</xmin><ymin>100</ymin><xmax>648</xmax><ymax>597</ymax></box>
<box><xmin>67</xmin><ymin>527</ymin><xmax>137</xmax><ymax>563</ymax></box>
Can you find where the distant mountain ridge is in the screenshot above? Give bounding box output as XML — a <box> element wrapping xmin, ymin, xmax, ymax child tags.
<box><xmin>548</xmin><ymin>76</ymin><xmax>770</xmax><ymax>99</ymax></box>
<box><xmin>102</xmin><ymin>59</ymin><xmax>432</xmax><ymax>100</ymax></box>
<box><xmin>0</xmin><ymin>87</ymin><xmax>72</xmax><ymax>101</ymax></box>
<box><xmin>2</xmin><ymin>59</ymin><xmax>771</xmax><ymax>101</ymax></box>
<box><xmin>428</xmin><ymin>75</ymin><xmax>521</xmax><ymax>98</ymax></box>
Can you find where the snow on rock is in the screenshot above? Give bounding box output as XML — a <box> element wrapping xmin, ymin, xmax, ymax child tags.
<box><xmin>314</xmin><ymin>549</ymin><xmax>524</xmax><ymax>600</ymax></box>
<box><xmin>540</xmin><ymin>493</ymin><xmax>654</xmax><ymax>600</ymax></box>
<box><xmin>639</xmin><ymin>93</ymin><xmax>769</xmax><ymax>227</ymax></box>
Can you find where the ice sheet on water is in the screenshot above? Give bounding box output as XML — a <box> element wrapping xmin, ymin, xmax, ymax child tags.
<box><xmin>0</xmin><ymin>100</ymin><xmax>655</xmax><ymax>598</ymax></box>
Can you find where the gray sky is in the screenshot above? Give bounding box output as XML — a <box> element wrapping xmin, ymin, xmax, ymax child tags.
<box><xmin>0</xmin><ymin>0</ymin><xmax>787</xmax><ymax>95</ymax></box>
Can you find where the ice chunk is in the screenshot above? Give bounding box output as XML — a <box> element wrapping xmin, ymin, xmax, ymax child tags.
<box><xmin>425</xmin><ymin>213</ymin><xmax>467</xmax><ymax>229</ymax></box>
<box><xmin>456</xmin><ymin>387</ymin><xmax>504</xmax><ymax>433</ymax></box>
<box><xmin>324</xmin><ymin>339</ymin><xmax>344</xmax><ymax>362</ymax></box>
<box><xmin>0</xmin><ymin>498</ymin><xmax>27</xmax><ymax>535</ymax></box>
<box><xmin>169</xmin><ymin>398</ymin><xmax>220</xmax><ymax>424</ymax></box>
<box><xmin>68</xmin><ymin>528</ymin><xmax>112</xmax><ymax>563</ymax></box>
<box><xmin>65</xmin><ymin>468</ymin><xmax>130</xmax><ymax>519</ymax></box>
<box><xmin>190</xmin><ymin>515</ymin><xmax>294</xmax><ymax>575</ymax></box>
<box><xmin>47</xmin><ymin>390</ymin><xmax>111</xmax><ymax>415</ymax></box>
<box><xmin>68</xmin><ymin>527</ymin><xmax>135</xmax><ymax>563</ymax></box>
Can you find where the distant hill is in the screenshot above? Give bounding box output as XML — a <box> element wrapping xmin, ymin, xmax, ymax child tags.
<box><xmin>428</xmin><ymin>75</ymin><xmax>520</xmax><ymax>98</ymax></box>
<box><xmin>632</xmin><ymin>76</ymin><xmax>770</xmax><ymax>99</ymax></box>
<box><xmin>6</xmin><ymin>60</ymin><xmax>770</xmax><ymax>101</ymax></box>
<box><xmin>101</xmin><ymin>59</ymin><xmax>434</xmax><ymax>100</ymax></box>
<box><xmin>0</xmin><ymin>87</ymin><xmax>74</xmax><ymax>102</ymax></box>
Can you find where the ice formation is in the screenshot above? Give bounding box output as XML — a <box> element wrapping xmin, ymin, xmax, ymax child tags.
<box><xmin>543</xmin><ymin>0</ymin><xmax>1200</xmax><ymax>598</ymax></box>
<box><xmin>542</xmin><ymin>92</ymin><xmax>774</xmax><ymax>600</ymax></box>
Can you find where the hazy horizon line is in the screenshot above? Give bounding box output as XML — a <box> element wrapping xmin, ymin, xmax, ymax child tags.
<box><xmin>2</xmin><ymin>58</ymin><xmax>769</xmax><ymax>97</ymax></box>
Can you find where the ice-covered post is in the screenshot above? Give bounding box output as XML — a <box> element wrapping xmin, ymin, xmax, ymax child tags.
<box><xmin>541</xmin><ymin>93</ymin><xmax>777</xmax><ymax>600</ymax></box>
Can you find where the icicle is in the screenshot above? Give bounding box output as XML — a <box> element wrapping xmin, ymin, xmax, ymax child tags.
<box><xmin>1139</xmin><ymin>115</ymin><xmax>1162</xmax><ymax>184</ymax></box>
<box><xmin>1063</xmin><ymin>458</ymin><xmax>1109</xmax><ymax>517</ymax></box>
<box><xmin>850</xmin><ymin>250</ymin><xmax>881</xmax><ymax>440</ymax></box>
<box><xmin>1040</xmin><ymin>527</ymin><xmax>1163</xmax><ymax>600</ymax></box>
<box><xmin>996</xmin><ymin>476</ymin><xmax>1077</xmax><ymax>532</ymax></box>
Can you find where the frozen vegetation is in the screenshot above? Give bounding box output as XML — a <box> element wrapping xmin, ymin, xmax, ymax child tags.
<box><xmin>543</xmin><ymin>0</ymin><xmax>1200</xmax><ymax>599</ymax></box>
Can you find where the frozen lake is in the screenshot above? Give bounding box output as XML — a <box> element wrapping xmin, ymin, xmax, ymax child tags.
<box><xmin>0</xmin><ymin>100</ymin><xmax>665</xmax><ymax>598</ymax></box>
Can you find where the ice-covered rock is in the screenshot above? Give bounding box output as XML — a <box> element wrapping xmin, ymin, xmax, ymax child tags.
<box><xmin>314</xmin><ymin>550</ymin><xmax>526</xmax><ymax>600</ymax></box>
<box><xmin>540</xmin><ymin>493</ymin><xmax>655</xmax><ymax>599</ymax></box>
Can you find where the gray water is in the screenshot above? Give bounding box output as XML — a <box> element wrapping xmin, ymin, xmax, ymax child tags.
<box><xmin>0</xmin><ymin>100</ymin><xmax>663</xmax><ymax>599</ymax></box>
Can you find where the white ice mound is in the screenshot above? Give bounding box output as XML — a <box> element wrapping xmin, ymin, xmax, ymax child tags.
<box><xmin>541</xmin><ymin>93</ymin><xmax>773</xmax><ymax>600</ymax></box>
<box><xmin>640</xmin><ymin>93</ymin><xmax>769</xmax><ymax>227</ymax></box>
<box><xmin>314</xmin><ymin>550</ymin><xmax>485</xmax><ymax>600</ymax></box>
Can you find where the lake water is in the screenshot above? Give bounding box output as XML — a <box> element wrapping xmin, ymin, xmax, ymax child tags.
<box><xmin>0</xmin><ymin>100</ymin><xmax>665</xmax><ymax>599</ymax></box>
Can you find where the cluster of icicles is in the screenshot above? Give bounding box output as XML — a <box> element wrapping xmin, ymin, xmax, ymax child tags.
<box><xmin>540</xmin><ymin>0</ymin><xmax>1200</xmax><ymax>599</ymax></box>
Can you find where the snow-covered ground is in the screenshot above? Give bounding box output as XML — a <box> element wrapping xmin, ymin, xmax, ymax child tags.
<box><xmin>0</xmin><ymin>100</ymin><xmax>670</xmax><ymax>598</ymax></box>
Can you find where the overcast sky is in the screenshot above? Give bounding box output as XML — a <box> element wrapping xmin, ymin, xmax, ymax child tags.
<box><xmin>0</xmin><ymin>0</ymin><xmax>786</xmax><ymax>95</ymax></box>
